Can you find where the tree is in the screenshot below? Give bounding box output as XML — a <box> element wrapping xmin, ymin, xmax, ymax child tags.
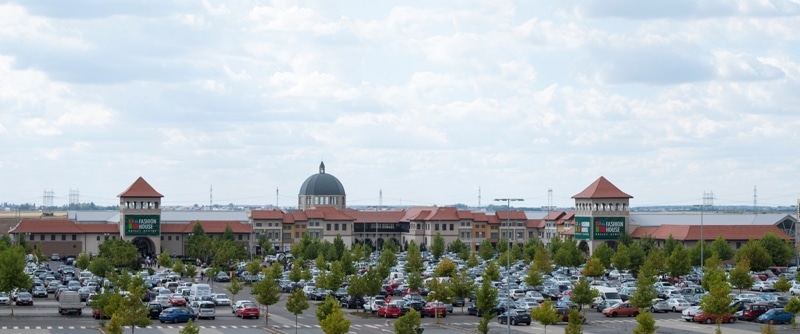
<box><xmin>315</xmin><ymin>253</ymin><xmax>326</xmax><ymax>271</ymax></box>
<box><xmin>633</xmin><ymin>311</ymin><xmax>658</xmax><ymax>334</ymax></box>
<box><xmin>205</xmin><ymin>266</ymin><xmax>221</xmax><ymax>288</ymax></box>
<box><xmin>75</xmin><ymin>253</ymin><xmax>91</xmax><ymax>271</ymax></box>
<box><xmin>524</xmin><ymin>264</ymin><xmax>544</xmax><ymax>287</ymax></box>
<box><xmin>340</xmin><ymin>248</ymin><xmax>356</xmax><ymax>276</ymax></box>
<box><xmin>759</xmin><ymin>232</ymin><xmax>794</xmax><ymax>266</ymax></box>
<box><xmin>98</xmin><ymin>239</ymin><xmax>139</xmax><ymax>270</ymax></box>
<box><xmin>784</xmin><ymin>296</ymin><xmax>800</xmax><ymax>328</ymax></box>
<box><xmin>709</xmin><ymin>235</ymin><xmax>734</xmax><ymax>261</ymax></box>
<box><xmin>320</xmin><ymin>304</ymin><xmax>350</xmax><ymax>334</ymax></box>
<box><xmin>286</xmin><ymin>288</ymin><xmax>310</xmax><ymax>334</ymax></box>
<box><xmin>510</xmin><ymin>243</ymin><xmax>524</xmax><ymax>262</ymax></box>
<box><xmin>554</xmin><ymin>238</ymin><xmax>583</xmax><ymax>268</ymax></box>
<box><xmin>184</xmin><ymin>263</ymin><xmax>198</xmax><ymax>281</ymax></box>
<box><xmin>478</xmin><ymin>239</ymin><xmax>495</xmax><ymax>261</ymax></box>
<box><xmin>663</xmin><ymin>234</ymin><xmax>680</xmax><ymax>257</ymax></box>
<box><xmin>582</xmin><ymin>257</ymin><xmax>605</xmax><ymax>279</ymax></box>
<box><xmin>226</xmin><ymin>277</ymin><xmax>244</xmax><ymax>303</ymax></box>
<box><xmin>450</xmin><ymin>238</ymin><xmax>466</xmax><ymax>255</ymax></box>
<box><xmin>646</xmin><ymin>248</ymin><xmax>667</xmax><ymax>279</ymax></box>
<box><xmin>476</xmin><ymin>274</ymin><xmax>499</xmax><ymax>334</ymax></box>
<box><xmin>628</xmin><ymin>242</ymin><xmax>646</xmax><ymax>275</ymax></box>
<box><xmin>333</xmin><ymin>234</ymin><xmax>346</xmax><ymax>259</ymax></box>
<box><xmin>629</xmin><ymin>253</ymin><xmax>658</xmax><ymax>310</ymax></box>
<box><xmin>699</xmin><ymin>255</ymin><xmax>733</xmax><ymax>334</ymax></box>
<box><xmin>186</xmin><ymin>221</ymin><xmax>213</xmax><ymax>264</ymax></box>
<box><xmin>618</xmin><ymin>231</ymin><xmax>633</xmax><ymax>246</ymax></box>
<box><xmin>407</xmin><ymin>269</ymin><xmax>424</xmax><ymax>291</ymax></box>
<box><xmin>533</xmin><ymin>244</ymin><xmax>552</xmax><ymax>275</ymax></box>
<box><xmin>523</xmin><ymin>237</ymin><xmax>539</xmax><ymax>262</ymax></box>
<box><xmin>736</xmin><ymin>239</ymin><xmax>772</xmax><ymax>272</ymax></box>
<box><xmin>394</xmin><ymin>309</ymin><xmax>421</xmax><ymax>334</ymax></box>
<box><xmin>434</xmin><ymin>258</ymin><xmax>457</xmax><ymax>278</ymax></box>
<box><xmin>592</xmin><ymin>242</ymin><xmax>615</xmax><ymax>269</ymax></box>
<box><xmin>180</xmin><ymin>319</ymin><xmax>200</xmax><ymax>334</ymax></box>
<box><xmin>246</xmin><ymin>259</ymin><xmax>262</xmax><ymax>277</ymax></box>
<box><xmin>113</xmin><ymin>275</ymin><xmax>151</xmax><ymax>334</ymax></box>
<box><xmin>484</xmin><ymin>260</ymin><xmax>500</xmax><ymax>281</ymax></box>
<box><xmin>252</xmin><ymin>272</ymin><xmax>282</xmax><ymax>328</ymax></box>
<box><xmin>612</xmin><ymin>243</ymin><xmax>631</xmax><ymax>271</ymax></box>
<box><xmin>431</xmin><ymin>232</ymin><xmax>445</xmax><ymax>261</ymax></box>
<box><xmin>666</xmin><ymin>243</ymin><xmax>692</xmax><ymax>279</ymax></box>
<box><xmin>531</xmin><ymin>300</ymin><xmax>560</xmax><ymax>334</ymax></box>
<box><xmin>157</xmin><ymin>252</ymin><xmax>173</xmax><ymax>269</ymax></box>
<box><xmin>106</xmin><ymin>314</ymin><xmax>124</xmax><ymax>334</ymax></box>
<box><xmin>729</xmin><ymin>258</ymin><xmax>754</xmax><ymax>293</ymax></box>
<box><xmin>377</xmin><ymin>247</ymin><xmax>397</xmax><ymax>280</ymax></box>
<box><xmin>497</xmin><ymin>237</ymin><xmax>510</xmax><ymax>254</ymax></box>
<box><xmin>404</xmin><ymin>240</ymin><xmax>424</xmax><ymax>274</ymax></box>
<box><xmin>316</xmin><ymin>295</ymin><xmax>338</xmax><ymax>323</ymax></box>
<box><xmin>326</xmin><ymin>261</ymin><xmax>345</xmax><ymax>290</ymax></box>
<box><xmin>426</xmin><ymin>279</ymin><xmax>453</xmax><ymax>324</ymax></box>
<box><xmin>288</xmin><ymin>261</ymin><xmax>303</xmax><ymax>282</ymax></box>
<box><xmin>570</xmin><ymin>278</ymin><xmax>599</xmax><ymax>317</ymax></box>
<box><xmin>173</xmin><ymin>260</ymin><xmax>185</xmax><ymax>278</ymax></box>
<box><xmin>466</xmin><ymin>252</ymin><xmax>479</xmax><ymax>268</ymax></box>
<box><xmin>458</xmin><ymin>246</ymin><xmax>470</xmax><ymax>262</ymax></box>
<box><xmin>775</xmin><ymin>276</ymin><xmax>792</xmax><ymax>295</ymax></box>
<box><xmin>0</xmin><ymin>245</ymin><xmax>32</xmax><ymax>316</ymax></box>
<box><xmin>88</xmin><ymin>257</ymin><xmax>114</xmax><ymax>279</ymax></box>
<box><xmin>689</xmin><ymin>240</ymin><xmax>711</xmax><ymax>267</ymax></box>
<box><xmin>450</xmin><ymin>269</ymin><xmax>475</xmax><ymax>313</ymax></box>
<box><xmin>565</xmin><ymin>307</ymin><xmax>584</xmax><ymax>334</ymax></box>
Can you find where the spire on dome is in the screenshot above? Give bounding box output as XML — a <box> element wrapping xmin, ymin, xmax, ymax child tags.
<box><xmin>319</xmin><ymin>161</ymin><xmax>326</xmax><ymax>174</ymax></box>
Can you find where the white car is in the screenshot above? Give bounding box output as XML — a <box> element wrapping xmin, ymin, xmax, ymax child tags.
<box><xmin>682</xmin><ymin>306</ymin><xmax>702</xmax><ymax>322</ymax></box>
<box><xmin>751</xmin><ymin>281</ymin><xmax>774</xmax><ymax>292</ymax></box>
<box><xmin>666</xmin><ymin>298</ymin><xmax>691</xmax><ymax>312</ymax></box>
<box><xmin>212</xmin><ymin>293</ymin><xmax>231</xmax><ymax>306</ymax></box>
<box><xmin>515</xmin><ymin>300</ymin><xmax>540</xmax><ymax>311</ymax></box>
<box><xmin>0</xmin><ymin>292</ymin><xmax>9</xmax><ymax>305</ymax></box>
<box><xmin>790</xmin><ymin>284</ymin><xmax>800</xmax><ymax>296</ymax></box>
<box><xmin>155</xmin><ymin>295</ymin><xmax>170</xmax><ymax>307</ymax></box>
<box><xmin>232</xmin><ymin>300</ymin><xmax>253</xmax><ymax>314</ymax></box>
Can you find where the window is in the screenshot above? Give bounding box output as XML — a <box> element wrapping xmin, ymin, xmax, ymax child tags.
<box><xmin>417</xmin><ymin>224</ymin><xmax>420</xmax><ymax>230</ymax></box>
<box><xmin>72</xmin><ymin>234</ymin><xmax>76</xmax><ymax>241</ymax></box>
<box><xmin>257</xmin><ymin>222</ymin><xmax>263</xmax><ymax>227</ymax></box>
<box><xmin>327</xmin><ymin>224</ymin><xmax>331</xmax><ymax>231</ymax></box>
<box><xmin>342</xmin><ymin>224</ymin><xmax>347</xmax><ymax>231</ymax></box>
<box><xmin>176</xmin><ymin>236</ymin><xmax>180</xmax><ymax>241</ymax></box>
<box><xmin>40</xmin><ymin>235</ymin><xmax>44</xmax><ymax>241</ymax></box>
<box><xmin>283</xmin><ymin>233</ymin><xmax>291</xmax><ymax>240</ymax></box>
<box><xmin>435</xmin><ymin>224</ymin><xmax>439</xmax><ymax>231</ymax></box>
<box><xmin>736</xmin><ymin>241</ymin><xmax>741</xmax><ymax>248</ymax></box>
<box><xmin>450</xmin><ymin>224</ymin><xmax>454</xmax><ymax>230</ymax></box>
<box><xmin>61</xmin><ymin>234</ymin><xmax>66</xmax><ymax>241</ymax></box>
<box><xmin>168</xmin><ymin>236</ymin><xmax>172</xmax><ymax>241</ymax></box>
<box><xmin>161</xmin><ymin>236</ymin><xmax>164</xmax><ymax>240</ymax></box>
<box><xmin>295</xmin><ymin>232</ymin><xmax>299</xmax><ymax>238</ymax></box>
<box><xmin>335</xmin><ymin>224</ymin><xmax>339</xmax><ymax>231</ymax></box>
<box><xmin>238</xmin><ymin>234</ymin><xmax>242</xmax><ymax>240</ymax></box>
<box><xmin>491</xmin><ymin>233</ymin><xmax>498</xmax><ymax>239</ymax></box>
<box><xmin>97</xmin><ymin>236</ymin><xmax>100</xmax><ymax>241</ymax></box>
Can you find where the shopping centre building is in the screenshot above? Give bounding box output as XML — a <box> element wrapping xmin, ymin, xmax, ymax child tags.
<box><xmin>9</xmin><ymin>162</ymin><xmax>797</xmax><ymax>258</ymax></box>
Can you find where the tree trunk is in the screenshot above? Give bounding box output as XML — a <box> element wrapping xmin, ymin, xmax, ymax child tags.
<box><xmin>265</xmin><ymin>305</ymin><xmax>269</xmax><ymax>328</ymax></box>
<box><xmin>295</xmin><ymin>314</ymin><xmax>298</xmax><ymax>334</ymax></box>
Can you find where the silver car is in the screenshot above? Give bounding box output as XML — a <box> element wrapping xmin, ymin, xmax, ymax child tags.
<box><xmin>191</xmin><ymin>301</ymin><xmax>216</xmax><ymax>319</ymax></box>
<box><xmin>651</xmin><ymin>299</ymin><xmax>671</xmax><ymax>313</ymax></box>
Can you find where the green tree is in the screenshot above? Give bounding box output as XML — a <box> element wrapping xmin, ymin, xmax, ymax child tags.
<box><xmin>646</xmin><ymin>248</ymin><xmax>667</xmax><ymax>278</ymax></box>
<box><xmin>592</xmin><ymin>242</ymin><xmax>615</xmax><ymax>269</ymax></box>
<box><xmin>775</xmin><ymin>276</ymin><xmax>792</xmax><ymax>295</ymax></box>
<box><xmin>612</xmin><ymin>243</ymin><xmax>631</xmax><ymax>271</ymax></box>
<box><xmin>699</xmin><ymin>255</ymin><xmax>733</xmax><ymax>333</ymax></box>
<box><xmin>327</xmin><ymin>261</ymin><xmax>345</xmax><ymax>290</ymax></box>
<box><xmin>333</xmin><ymin>234</ymin><xmax>346</xmax><ymax>259</ymax></box>
<box><xmin>458</xmin><ymin>246</ymin><xmax>470</xmax><ymax>262</ymax></box>
<box><xmin>431</xmin><ymin>232</ymin><xmax>446</xmax><ymax>261</ymax></box>
<box><xmin>246</xmin><ymin>259</ymin><xmax>262</xmax><ymax>277</ymax></box>
<box><xmin>394</xmin><ymin>309</ymin><xmax>421</xmax><ymax>334</ymax></box>
<box><xmin>554</xmin><ymin>238</ymin><xmax>583</xmax><ymax>267</ymax></box>
<box><xmin>346</xmin><ymin>275</ymin><xmax>368</xmax><ymax>312</ymax></box>
<box><xmin>0</xmin><ymin>245</ymin><xmax>32</xmax><ymax>316</ymax></box>
<box><xmin>286</xmin><ymin>288</ymin><xmax>310</xmax><ymax>334</ymax></box>
<box><xmin>173</xmin><ymin>260</ymin><xmax>185</xmax><ymax>278</ymax></box>
<box><xmin>288</xmin><ymin>261</ymin><xmax>303</xmax><ymax>282</ymax></box>
<box><xmin>75</xmin><ymin>253</ymin><xmax>90</xmax><ymax>270</ymax></box>
<box><xmin>582</xmin><ymin>257</ymin><xmax>605</xmax><ymax>279</ymax></box>
<box><xmin>184</xmin><ymin>263</ymin><xmax>197</xmax><ymax>280</ymax></box>
<box><xmin>405</xmin><ymin>240</ymin><xmax>424</xmax><ymax>274</ymax></box>
<box><xmin>709</xmin><ymin>235</ymin><xmax>734</xmax><ymax>261</ymax></box>
<box><xmin>98</xmin><ymin>239</ymin><xmax>140</xmax><ymax>270</ymax></box>
<box><xmin>689</xmin><ymin>240</ymin><xmax>712</xmax><ymax>267</ymax></box>
<box><xmin>340</xmin><ymin>249</ymin><xmax>356</xmax><ymax>276</ymax></box>
<box><xmin>547</xmin><ymin>236</ymin><xmax>562</xmax><ymax>259</ymax></box>
<box><xmin>106</xmin><ymin>314</ymin><xmax>124</xmax><ymax>334</ymax></box>
<box><xmin>570</xmin><ymin>278</ymin><xmax>599</xmax><ymax>317</ymax></box>
<box><xmin>524</xmin><ymin>264</ymin><xmax>544</xmax><ymax>287</ymax></box>
<box><xmin>759</xmin><ymin>232</ymin><xmax>795</xmax><ymax>266</ymax></box>
<box><xmin>497</xmin><ymin>237</ymin><xmax>509</xmax><ymax>254</ymax></box>
<box><xmin>736</xmin><ymin>239</ymin><xmax>772</xmax><ymax>272</ymax></box>
<box><xmin>531</xmin><ymin>300</ymin><xmax>561</xmax><ymax>334</ymax></box>
<box><xmin>434</xmin><ymin>258</ymin><xmax>457</xmax><ymax>278</ymax></box>
<box><xmin>476</xmin><ymin>274</ymin><xmax>499</xmax><ymax>334</ymax></box>
<box><xmin>523</xmin><ymin>237</ymin><xmax>539</xmax><ymax>262</ymax></box>
<box><xmin>316</xmin><ymin>295</ymin><xmax>338</xmax><ymax>323</ymax></box>
<box><xmin>426</xmin><ymin>279</ymin><xmax>453</xmax><ymax>324</ymax></box>
<box><xmin>450</xmin><ymin>238</ymin><xmax>466</xmax><ymax>255</ymax></box>
<box><xmin>407</xmin><ymin>269</ymin><xmax>424</xmax><ymax>291</ymax></box>
<box><xmin>466</xmin><ymin>252</ymin><xmax>479</xmax><ymax>268</ymax></box>
<box><xmin>663</xmin><ymin>234</ymin><xmax>680</xmax><ymax>257</ymax></box>
<box><xmin>377</xmin><ymin>247</ymin><xmax>397</xmax><ymax>280</ymax></box>
<box><xmin>510</xmin><ymin>243</ymin><xmax>524</xmax><ymax>262</ymax></box>
<box><xmin>205</xmin><ymin>266</ymin><xmax>221</xmax><ymax>288</ymax></box>
<box><xmin>252</xmin><ymin>272</ymin><xmax>282</xmax><ymax>328</ymax></box>
<box><xmin>533</xmin><ymin>244</ymin><xmax>552</xmax><ymax>275</ymax></box>
<box><xmin>629</xmin><ymin>253</ymin><xmax>659</xmax><ymax>310</ymax></box>
<box><xmin>729</xmin><ymin>258</ymin><xmax>754</xmax><ymax>293</ymax></box>
<box><xmin>113</xmin><ymin>275</ymin><xmax>151</xmax><ymax>334</ymax></box>
<box><xmin>784</xmin><ymin>296</ymin><xmax>800</xmax><ymax>328</ymax></box>
<box><xmin>450</xmin><ymin>269</ymin><xmax>475</xmax><ymax>313</ymax></box>
<box><xmin>315</xmin><ymin>253</ymin><xmax>326</xmax><ymax>271</ymax></box>
<box><xmin>320</xmin><ymin>305</ymin><xmax>350</xmax><ymax>334</ymax></box>
<box><xmin>618</xmin><ymin>231</ymin><xmax>633</xmax><ymax>246</ymax></box>
<box><xmin>226</xmin><ymin>277</ymin><xmax>244</xmax><ymax>303</ymax></box>
<box><xmin>180</xmin><ymin>319</ymin><xmax>200</xmax><ymax>334</ymax></box>
<box><xmin>186</xmin><ymin>222</ymin><xmax>213</xmax><ymax>264</ymax></box>
<box><xmin>628</xmin><ymin>242</ymin><xmax>646</xmax><ymax>275</ymax></box>
<box><xmin>157</xmin><ymin>252</ymin><xmax>173</xmax><ymax>269</ymax></box>
<box><xmin>88</xmin><ymin>257</ymin><xmax>115</xmax><ymax>278</ymax></box>
<box><xmin>633</xmin><ymin>311</ymin><xmax>658</xmax><ymax>334</ymax></box>
<box><xmin>565</xmin><ymin>307</ymin><xmax>584</xmax><ymax>334</ymax></box>
<box><xmin>484</xmin><ymin>260</ymin><xmax>500</xmax><ymax>281</ymax></box>
<box><xmin>478</xmin><ymin>239</ymin><xmax>495</xmax><ymax>261</ymax></box>
<box><xmin>666</xmin><ymin>243</ymin><xmax>692</xmax><ymax>278</ymax></box>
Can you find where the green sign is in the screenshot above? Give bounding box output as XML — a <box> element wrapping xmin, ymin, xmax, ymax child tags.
<box><xmin>592</xmin><ymin>216</ymin><xmax>625</xmax><ymax>240</ymax></box>
<box><xmin>574</xmin><ymin>216</ymin><xmax>591</xmax><ymax>240</ymax></box>
<box><xmin>124</xmin><ymin>214</ymin><xmax>160</xmax><ymax>236</ymax></box>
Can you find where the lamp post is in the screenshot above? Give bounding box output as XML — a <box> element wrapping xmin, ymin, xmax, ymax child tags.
<box><xmin>495</xmin><ymin>198</ymin><xmax>523</xmax><ymax>334</ymax></box>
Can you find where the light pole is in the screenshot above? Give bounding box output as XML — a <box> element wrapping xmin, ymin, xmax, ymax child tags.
<box><xmin>495</xmin><ymin>198</ymin><xmax>523</xmax><ymax>334</ymax></box>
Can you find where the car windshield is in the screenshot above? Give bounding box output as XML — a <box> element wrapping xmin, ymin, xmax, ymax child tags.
<box><xmin>200</xmin><ymin>303</ymin><xmax>214</xmax><ymax>309</ymax></box>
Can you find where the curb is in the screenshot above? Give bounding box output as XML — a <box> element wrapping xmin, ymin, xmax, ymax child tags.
<box><xmin>264</xmin><ymin>326</ymin><xmax>287</xmax><ymax>334</ymax></box>
<box><xmin>436</xmin><ymin>322</ymin><xmax>477</xmax><ymax>334</ymax></box>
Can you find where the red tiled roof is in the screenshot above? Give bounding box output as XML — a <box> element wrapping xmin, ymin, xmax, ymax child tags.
<box><xmin>495</xmin><ymin>210</ymin><xmax>527</xmax><ymax>220</ymax></box>
<box><xmin>543</xmin><ymin>211</ymin><xmax>566</xmax><ymax>221</ymax></box>
<box><xmin>472</xmin><ymin>212</ymin><xmax>489</xmax><ymax>222</ymax></box>
<box><xmin>487</xmin><ymin>215</ymin><xmax>500</xmax><ymax>225</ymax></box>
<box><xmin>428</xmin><ymin>207</ymin><xmax>460</xmax><ymax>221</ymax></box>
<box><xmin>166</xmin><ymin>221</ymin><xmax>252</xmax><ymax>234</ymax></box>
<box><xmin>345</xmin><ymin>209</ymin><xmax>405</xmax><ymax>223</ymax></box>
<box><xmin>10</xmin><ymin>220</ymin><xmax>118</xmax><ymax>234</ymax></box>
<box><xmin>631</xmin><ymin>225</ymin><xmax>792</xmax><ymax>241</ymax></box>
<box><xmin>118</xmin><ymin>177</ymin><xmax>164</xmax><ymax>198</ymax></box>
<box><xmin>572</xmin><ymin>176</ymin><xmax>632</xmax><ymax>199</ymax></box>
<box><xmin>250</xmin><ymin>209</ymin><xmax>285</xmax><ymax>220</ymax></box>
<box><xmin>526</xmin><ymin>219</ymin><xmax>545</xmax><ymax>228</ymax></box>
<box><xmin>304</xmin><ymin>207</ymin><xmax>356</xmax><ymax>221</ymax></box>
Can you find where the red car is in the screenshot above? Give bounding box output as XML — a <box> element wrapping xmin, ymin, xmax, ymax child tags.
<box><xmin>168</xmin><ymin>295</ymin><xmax>187</xmax><ymax>307</ymax></box>
<box><xmin>694</xmin><ymin>312</ymin><xmax>737</xmax><ymax>324</ymax></box>
<box><xmin>377</xmin><ymin>304</ymin><xmax>402</xmax><ymax>318</ymax></box>
<box><xmin>421</xmin><ymin>302</ymin><xmax>447</xmax><ymax>318</ymax></box>
<box><xmin>236</xmin><ymin>302</ymin><xmax>260</xmax><ymax>319</ymax></box>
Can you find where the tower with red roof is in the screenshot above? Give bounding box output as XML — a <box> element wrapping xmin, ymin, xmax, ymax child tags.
<box><xmin>118</xmin><ymin>177</ymin><xmax>164</xmax><ymax>257</ymax></box>
<box><xmin>572</xmin><ymin>176</ymin><xmax>633</xmax><ymax>255</ymax></box>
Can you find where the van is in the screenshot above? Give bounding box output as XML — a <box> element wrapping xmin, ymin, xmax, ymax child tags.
<box><xmin>189</xmin><ymin>283</ymin><xmax>211</xmax><ymax>302</ymax></box>
<box><xmin>191</xmin><ymin>300</ymin><xmax>216</xmax><ymax>319</ymax></box>
<box><xmin>593</xmin><ymin>286</ymin><xmax>623</xmax><ymax>306</ymax></box>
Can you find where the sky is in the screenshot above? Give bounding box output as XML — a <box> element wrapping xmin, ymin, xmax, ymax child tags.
<box><xmin>1</xmin><ymin>0</ymin><xmax>799</xmax><ymax>209</ymax></box>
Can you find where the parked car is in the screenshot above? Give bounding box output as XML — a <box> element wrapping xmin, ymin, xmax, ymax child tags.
<box><xmin>210</xmin><ymin>293</ymin><xmax>230</xmax><ymax>306</ymax></box>
<box><xmin>752</xmin><ymin>281</ymin><xmax>775</xmax><ymax>292</ymax></box>
<box><xmin>339</xmin><ymin>296</ymin><xmax>365</xmax><ymax>309</ymax></box>
<box><xmin>789</xmin><ymin>283</ymin><xmax>800</xmax><ymax>296</ymax></box>
<box><xmin>232</xmin><ymin>300</ymin><xmax>254</xmax><ymax>314</ymax></box>
<box><xmin>757</xmin><ymin>308</ymin><xmax>794</xmax><ymax>324</ymax></box>
<box><xmin>191</xmin><ymin>301</ymin><xmax>216</xmax><ymax>320</ymax></box>
<box><xmin>738</xmin><ymin>303</ymin><xmax>771</xmax><ymax>321</ymax></box>
<box><xmin>168</xmin><ymin>294</ymin><xmax>187</xmax><ymax>307</ymax></box>
<box><xmin>651</xmin><ymin>299</ymin><xmax>671</xmax><ymax>313</ymax></box>
<box><xmin>666</xmin><ymin>298</ymin><xmax>691</xmax><ymax>312</ymax></box>
<box><xmin>497</xmin><ymin>309</ymin><xmax>531</xmax><ymax>326</ymax></box>
<box><xmin>401</xmin><ymin>301</ymin><xmax>424</xmax><ymax>315</ymax></box>
<box><xmin>235</xmin><ymin>302</ymin><xmax>260</xmax><ymax>319</ymax></box>
<box><xmin>16</xmin><ymin>292</ymin><xmax>33</xmax><ymax>306</ymax></box>
<box><xmin>694</xmin><ymin>312</ymin><xmax>737</xmax><ymax>324</ymax></box>
<box><xmin>377</xmin><ymin>303</ymin><xmax>402</xmax><ymax>318</ymax></box>
<box><xmin>467</xmin><ymin>303</ymin><xmax>482</xmax><ymax>316</ymax></box>
<box><xmin>421</xmin><ymin>302</ymin><xmax>447</xmax><ymax>318</ymax></box>
<box><xmin>32</xmin><ymin>286</ymin><xmax>48</xmax><ymax>298</ymax></box>
<box><xmin>602</xmin><ymin>302</ymin><xmax>639</xmax><ymax>317</ymax></box>
<box><xmin>555</xmin><ymin>307</ymin><xmax>585</xmax><ymax>323</ymax></box>
<box><xmin>681</xmin><ymin>306</ymin><xmax>702</xmax><ymax>322</ymax></box>
<box><xmin>0</xmin><ymin>292</ymin><xmax>9</xmax><ymax>305</ymax></box>
<box><xmin>214</xmin><ymin>272</ymin><xmax>230</xmax><ymax>283</ymax></box>
<box><xmin>146</xmin><ymin>302</ymin><xmax>164</xmax><ymax>319</ymax></box>
<box><xmin>159</xmin><ymin>307</ymin><xmax>197</xmax><ymax>323</ymax></box>
<box><xmin>595</xmin><ymin>300</ymin><xmax>613</xmax><ymax>313</ymax></box>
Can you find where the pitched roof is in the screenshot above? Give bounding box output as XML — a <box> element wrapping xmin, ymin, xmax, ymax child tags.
<box><xmin>250</xmin><ymin>209</ymin><xmax>286</xmax><ymax>220</ymax></box>
<box><xmin>543</xmin><ymin>211</ymin><xmax>566</xmax><ymax>221</ymax></box>
<box><xmin>10</xmin><ymin>220</ymin><xmax>118</xmax><ymax>234</ymax></box>
<box><xmin>572</xmin><ymin>176</ymin><xmax>632</xmax><ymax>199</ymax></box>
<box><xmin>118</xmin><ymin>177</ymin><xmax>164</xmax><ymax>198</ymax></box>
<box><xmin>630</xmin><ymin>224</ymin><xmax>792</xmax><ymax>241</ymax></box>
<box><xmin>495</xmin><ymin>210</ymin><xmax>528</xmax><ymax>220</ymax></box>
<box><xmin>345</xmin><ymin>209</ymin><xmax>405</xmax><ymax>223</ymax></box>
<box><xmin>303</xmin><ymin>207</ymin><xmax>356</xmax><ymax>221</ymax></box>
<box><xmin>161</xmin><ymin>221</ymin><xmax>252</xmax><ymax>234</ymax></box>
<box><xmin>526</xmin><ymin>219</ymin><xmax>545</xmax><ymax>228</ymax></box>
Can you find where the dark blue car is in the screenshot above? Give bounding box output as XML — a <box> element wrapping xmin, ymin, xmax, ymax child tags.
<box><xmin>757</xmin><ymin>308</ymin><xmax>793</xmax><ymax>325</ymax></box>
<box><xmin>159</xmin><ymin>307</ymin><xmax>197</xmax><ymax>323</ymax></box>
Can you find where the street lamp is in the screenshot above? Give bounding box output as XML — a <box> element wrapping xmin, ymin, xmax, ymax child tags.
<box><xmin>495</xmin><ymin>198</ymin><xmax>523</xmax><ymax>334</ymax></box>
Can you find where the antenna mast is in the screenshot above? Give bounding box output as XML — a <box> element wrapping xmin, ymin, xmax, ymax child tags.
<box><xmin>210</xmin><ymin>185</ymin><xmax>213</xmax><ymax>208</ymax></box>
<box><xmin>753</xmin><ymin>185</ymin><xmax>757</xmax><ymax>213</ymax></box>
<box><xmin>478</xmin><ymin>186</ymin><xmax>481</xmax><ymax>210</ymax></box>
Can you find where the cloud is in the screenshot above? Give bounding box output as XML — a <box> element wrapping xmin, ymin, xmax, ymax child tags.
<box><xmin>572</xmin><ymin>0</ymin><xmax>800</xmax><ymax>19</ymax></box>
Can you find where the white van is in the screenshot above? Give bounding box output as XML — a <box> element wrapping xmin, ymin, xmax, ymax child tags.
<box><xmin>593</xmin><ymin>286</ymin><xmax>623</xmax><ymax>306</ymax></box>
<box><xmin>189</xmin><ymin>283</ymin><xmax>211</xmax><ymax>302</ymax></box>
